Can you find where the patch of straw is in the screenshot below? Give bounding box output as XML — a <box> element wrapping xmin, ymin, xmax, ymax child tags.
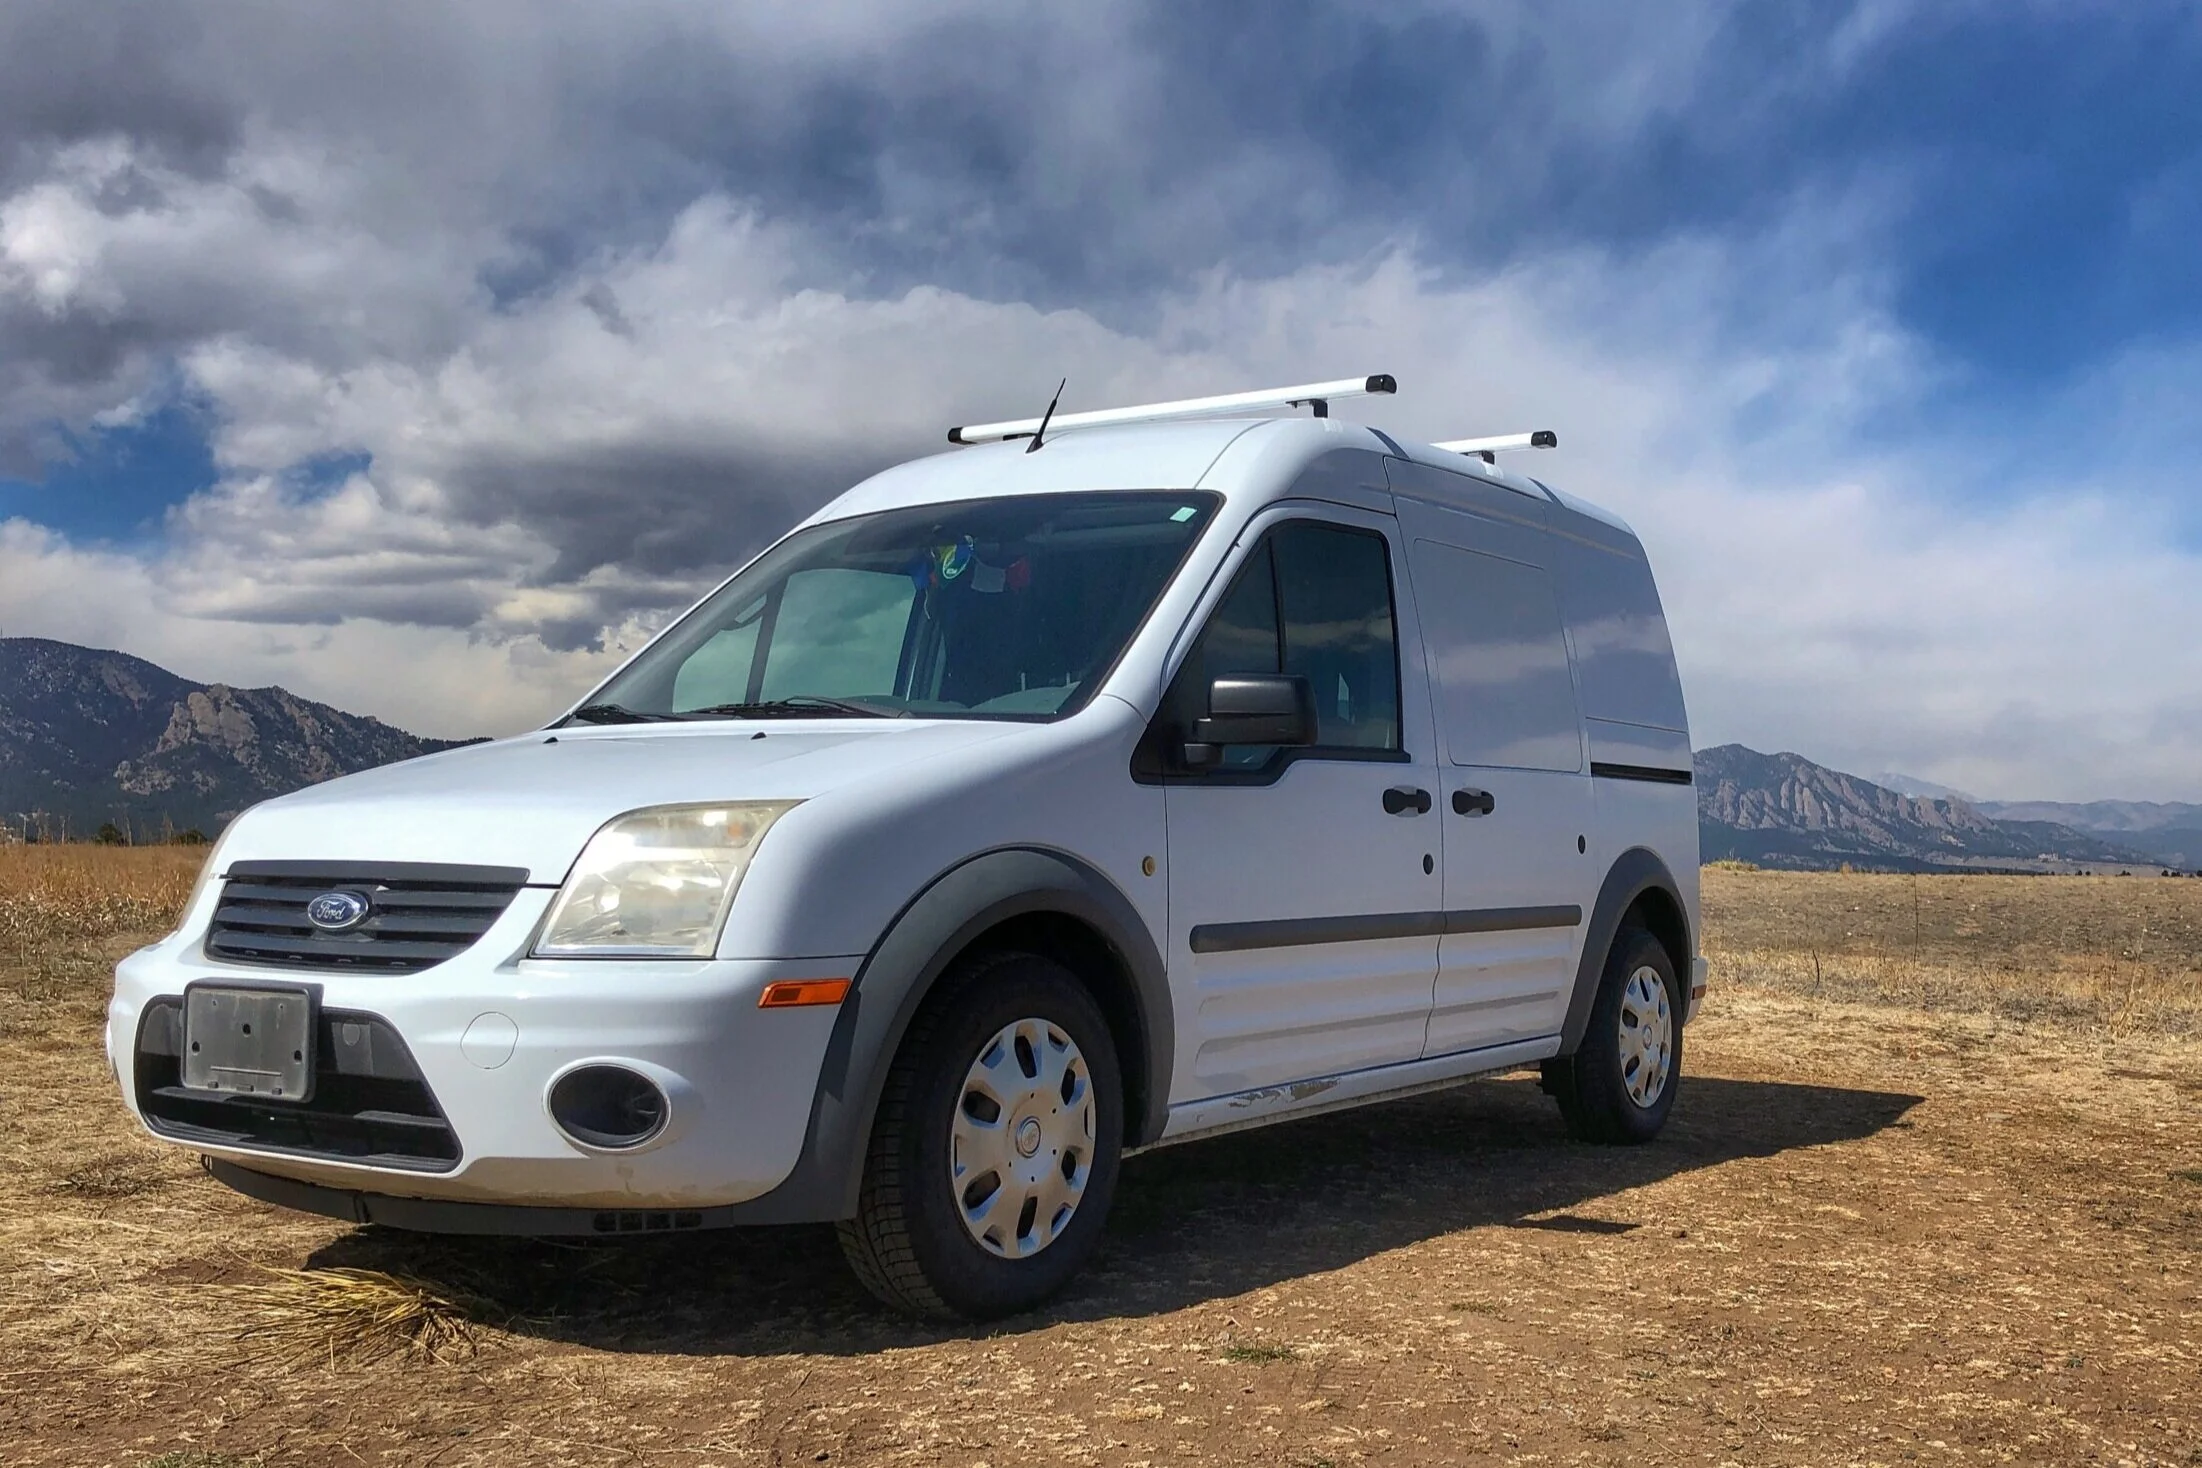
<box><xmin>224</xmin><ymin>1266</ymin><xmax>483</xmax><ymax>1367</ymax></box>
<box><xmin>47</xmin><ymin>1155</ymin><xmax>169</xmax><ymax>1198</ymax></box>
<box><xmin>0</xmin><ymin>844</ymin><xmax>205</xmax><ymax>955</ymax></box>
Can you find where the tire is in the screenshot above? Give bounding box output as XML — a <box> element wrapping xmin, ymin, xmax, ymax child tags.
<box><xmin>836</xmin><ymin>950</ymin><xmax>1123</xmax><ymax>1320</ymax></box>
<box><xmin>1542</xmin><ymin>925</ymin><xmax>1682</xmax><ymax>1144</ymax></box>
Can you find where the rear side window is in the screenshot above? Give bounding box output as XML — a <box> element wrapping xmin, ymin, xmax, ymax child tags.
<box><xmin>1166</xmin><ymin>520</ymin><xmax>1402</xmax><ymax>764</ymax></box>
<box><xmin>1408</xmin><ymin>539</ymin><xmax>1582</xmax><ymax>772</ymax></box>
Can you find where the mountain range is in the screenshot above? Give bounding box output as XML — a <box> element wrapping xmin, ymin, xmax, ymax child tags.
<box><xmin>0</xmin><ymin>637</ymin><xmax>2191</xmax><ymax>871</ymax></box>
<box><xmin>0</xmin><ymin>638</ymin><xmax>467</xmax><ymax>840</ymax></box>
<box><xmin>1695</xmin><ymin>744</ymin><xmax>2172</xmax><ymax>873</ymax></box>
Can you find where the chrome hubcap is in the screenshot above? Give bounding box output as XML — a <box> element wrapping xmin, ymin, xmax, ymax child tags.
<box><xmin>1617</xmin><ymin>965</ymin><xmax>1673</xmax><ymax>1108</ymax></box>
<box><xmin>950</xmin><ymin>1017</ymin><xmax>1094</xmax><ymax>1258</ymax></box>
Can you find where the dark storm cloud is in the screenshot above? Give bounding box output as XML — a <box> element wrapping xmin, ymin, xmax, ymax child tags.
<box><xmin>0</xmin><ymin>3</ymin><xmax>241</xmax><ymax>187</ymax></box>
<box><xmin>446</xmin><ymin>439</ymin><xmax>897</xmax><ymax>624</ymax></box>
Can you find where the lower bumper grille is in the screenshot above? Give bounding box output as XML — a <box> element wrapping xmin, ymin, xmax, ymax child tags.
<box><xmin>135</xmin><ymin>1000</ymin><xmax>461</xmax><ymax>1172</ymax></box>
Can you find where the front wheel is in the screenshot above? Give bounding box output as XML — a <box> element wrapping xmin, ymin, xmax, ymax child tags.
<box><xmin>1542</xmin><ymin>925</ymin><xmax>1682</xmax><ymax>1144</ymax></box>
<box><xmin>836</xmin><ymin>951</ymin><xmax>1123</xmax><ymax>1319</ymax></box>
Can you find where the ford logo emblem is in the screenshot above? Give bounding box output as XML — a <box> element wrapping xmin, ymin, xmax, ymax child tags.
<box><xmin>306</xmin><ymin>890</ymin><xmax>372</xmax><ymax>932</ymax></box>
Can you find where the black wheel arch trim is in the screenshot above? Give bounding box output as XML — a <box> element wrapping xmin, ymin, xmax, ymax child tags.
<box><xmin>1558</xmin><ymin>846</ymin><xmax>1696</xmax><ymax>1056</ymax></box>
<box><xmin>734</xmin><ymin>846</ymin><xmax>1171</xmax><ymax>1224</ymax></box>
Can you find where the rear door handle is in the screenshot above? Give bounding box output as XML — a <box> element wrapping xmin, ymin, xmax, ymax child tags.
<box><xmin>1452</xmin><ymin>788</ymin><xmax>1496</xmax><ymax>816</ymax></box>
<box><xmin>1383</xmin><ymin>786</ymin><xmax>1432</xmax><ymax>816</ymax></box>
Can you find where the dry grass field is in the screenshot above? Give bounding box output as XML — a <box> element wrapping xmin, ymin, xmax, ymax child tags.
<box><xmin>2</xmin><ymin>849</ymin><xmax>2197</xmax><ymax>1467</ymax></box>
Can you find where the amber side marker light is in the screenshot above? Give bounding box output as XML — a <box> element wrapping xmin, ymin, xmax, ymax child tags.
<box><xmin>758</xmin><ymin>978</ymin><xmax>853</xmax><ymax>1008</ymax></box>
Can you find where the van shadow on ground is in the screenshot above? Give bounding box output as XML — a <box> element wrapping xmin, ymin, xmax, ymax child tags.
<box><xmin>304</xmin><ymin>1073</ymin><xmax>1921</xmax><ymax>1357</ymax></box>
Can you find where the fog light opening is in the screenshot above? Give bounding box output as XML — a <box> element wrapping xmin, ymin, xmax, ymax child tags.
<box><xmin>548</xmin><ymin>1065</ymin><xmax>669</xmax><ymax>1150</ymax></box>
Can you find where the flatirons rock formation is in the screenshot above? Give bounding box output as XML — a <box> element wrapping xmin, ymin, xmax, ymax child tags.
<box><xmin>1695</xmin><ymin>744</ymin><xmax>2160</xmax><ymax>872</ymax></box>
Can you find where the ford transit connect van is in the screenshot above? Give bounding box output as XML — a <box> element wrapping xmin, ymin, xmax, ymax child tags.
<box><xmin>110</xmin><ymin>377</ymin><xmax>1704</xmax><ymax>1319</ymax></box>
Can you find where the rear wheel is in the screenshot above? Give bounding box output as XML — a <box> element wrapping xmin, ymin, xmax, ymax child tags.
<box><xmin>1543</xmin><ymin>925</ymin><xmax>1681</xmax><ymax>1144</ymax></box>
<box><xmin>836</xmin><ymin>951</ymin><xmax>1123</xmax><ymax>1319</ymax></box>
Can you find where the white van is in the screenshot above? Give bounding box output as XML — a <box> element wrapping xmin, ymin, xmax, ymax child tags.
<box><xmin>110</xmin><ymin>377</ymin><xmax>1704</xmax><ymax>1319</ymax></box>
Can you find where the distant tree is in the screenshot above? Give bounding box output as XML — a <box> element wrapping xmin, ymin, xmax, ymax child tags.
<box><xmin>174</xmin><ymin>828</ymin><xmax>211</xmax><ymax>846</ymax></box>
<box><xmin>94</xmin><ymin>821</ymin><xmax>128</xmax><ymax>846</ymax></box>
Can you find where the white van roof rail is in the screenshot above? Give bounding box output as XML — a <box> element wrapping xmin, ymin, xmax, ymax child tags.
<box><xmin>948</xmin><ymin>374</ymin><xmax>1397</xmax><ymax>445</ymax></box>
<box><xmin>1431</xmin><ymin>430</ymin><xmax>1558</xmax><ymax>463</ymax></box>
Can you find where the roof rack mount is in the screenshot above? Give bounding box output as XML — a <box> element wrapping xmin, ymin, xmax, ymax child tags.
<box><xmin>948</xmin><ymin>375</ymin><xmax>1397</xmax><ymax>446</ymax></box>
<box><xmin>1431</xmin><ymin>430</ymin><xmax>1558</xmax><ymax>464</ymax></box>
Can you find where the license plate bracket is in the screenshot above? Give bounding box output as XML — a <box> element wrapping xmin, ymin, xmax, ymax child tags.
<box><xmin>182</xmin><ymin>984</ymin><xmax>317</xmax><ymax>1100</ymax></box>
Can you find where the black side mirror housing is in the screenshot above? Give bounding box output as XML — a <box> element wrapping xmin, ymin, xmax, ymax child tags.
<box><xmin>1183</xmin><ymin>674</ymin><xmax>1317</xmax><ymax>767</ymax></box>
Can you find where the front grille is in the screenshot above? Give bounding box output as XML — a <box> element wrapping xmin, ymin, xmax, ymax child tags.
<box><xmin>206</xmin><ymin>861</ymin><xmax>529</xmax><ymax>974</ymax></box>
<box><xmin>135</xmin><ymin>1000</ymin><xmax>461</xmax><ymax>1172</ymax></box>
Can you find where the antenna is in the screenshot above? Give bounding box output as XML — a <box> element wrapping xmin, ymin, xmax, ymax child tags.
<box><xmin>1024</xmin><ymin>378</ymin><xmax>1066</xmax><ymax>454</ymax></box>
<box><xmin>1431</xmin><ymin>430</ymin><xmax>1557</xmax><ymax>464</ymax></box>
<box><xmin>949</xmin><ymin>374</ymin><xmax>1396</xmax><ymax>445</ymax></box>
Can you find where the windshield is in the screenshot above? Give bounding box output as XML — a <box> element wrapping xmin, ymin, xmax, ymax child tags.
<box><xmin>579</xmin><ymin>491</ymin><xmax>1222</xmax><ymax>722</ymax></box>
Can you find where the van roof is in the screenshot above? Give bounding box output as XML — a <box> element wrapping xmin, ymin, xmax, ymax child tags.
<box><xmin>805</xmin><ymin>416</ymin><xmax>1637</xmax><ymax>540</ymax></box>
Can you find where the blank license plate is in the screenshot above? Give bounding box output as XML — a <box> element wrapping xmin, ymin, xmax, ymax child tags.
<box><xmin>182</xmin><ymin>986</ymin><xmax>314</xmax><ymax>1099</ymax></box>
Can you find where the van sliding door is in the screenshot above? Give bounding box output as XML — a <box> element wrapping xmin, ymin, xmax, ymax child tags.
<box><xmin>1389</xmin><ymin>462</ymin><xmax>1596</xmax><ymax>1060</ymax></box>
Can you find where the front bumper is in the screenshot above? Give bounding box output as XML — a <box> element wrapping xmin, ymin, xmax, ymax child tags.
<box><xmin>110</xmin><ymin>889</ymin><xmax>859</xmax><ymax>1213</ymax></box>
<box><xmin>1687</xmin><ymin>956</ymin><xmax>1709</xmax><ymax>1024</ymax></box>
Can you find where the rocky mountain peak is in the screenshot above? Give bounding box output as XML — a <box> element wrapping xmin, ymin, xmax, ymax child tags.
<box><xmin>1</xmin><ymin>637</ymin><xmax>470</xmax><ymax>837</ymax></box>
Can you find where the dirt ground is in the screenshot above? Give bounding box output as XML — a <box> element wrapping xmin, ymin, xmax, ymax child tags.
<box><xmin>2</xmin><ymin>856</ymin><xmax>2197</xmax><ymax>1466</ymax></box>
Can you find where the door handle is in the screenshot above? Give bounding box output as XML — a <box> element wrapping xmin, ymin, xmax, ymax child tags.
<box><xmin>1383</xmin><ymin>786</ymin><xmax>1432</xmax><ymax>816</ymax></box>
<box><xmin>1452</xmin><ymin>788</ymin><xmax>1496</xmax><ymax>817</ymax></box>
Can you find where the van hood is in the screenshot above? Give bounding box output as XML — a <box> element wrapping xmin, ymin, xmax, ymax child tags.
<box><xmin>221</xmin><ymin>720</ymin><xmax>1025</xmax><ymax>882</ymax></box>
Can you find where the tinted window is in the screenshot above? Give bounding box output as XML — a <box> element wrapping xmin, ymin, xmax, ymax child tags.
<box><xmin>1163</xmin><ymin>520</ymin><xmax>1401</xmax><ymax>766</ymax></box>
<box><xmin>1275</xmin><ymin>523</ymin><xmax>1399</xmax><ymax>749</ymax></box>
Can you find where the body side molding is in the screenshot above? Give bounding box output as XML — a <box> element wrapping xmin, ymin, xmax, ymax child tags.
<box><xmin>1190</xmin><ymin>904</ymin><xmax>1580</xmax><ymax>954</ymax></box>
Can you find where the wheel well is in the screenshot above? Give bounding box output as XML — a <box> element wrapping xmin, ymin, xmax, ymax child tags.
<box><xmin>1622</xmin><ymin>887</ymin><xmax>1692</xmax><ymax>1005</ymax></box>
<box><xmin>955</xmin><ymin>912</ymin><xmax>1152</xmax><ymax>1145</ymax></box>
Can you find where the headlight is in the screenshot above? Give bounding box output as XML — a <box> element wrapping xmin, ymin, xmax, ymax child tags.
<box><xmin>533</xmin><ymin>802</ymin><xmax>800</xmax><ymax>959</ymax></box>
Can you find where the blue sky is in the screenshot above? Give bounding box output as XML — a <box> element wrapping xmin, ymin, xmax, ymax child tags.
<box><xmin>2</xmin><ymin>2</ymin><xmax>2199</xmax><ymax>798</ymax></box>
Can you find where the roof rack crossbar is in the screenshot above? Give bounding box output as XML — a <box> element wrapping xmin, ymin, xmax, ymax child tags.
<box><xmin>948</xmin><ymin>374</ymin><xmax>1396</xmax><ymax>445</ymax></box>
<box><xmin>1431</xmin><ymin>430</ymin><xmax>1558</xmax><ymax>464</ymax></box>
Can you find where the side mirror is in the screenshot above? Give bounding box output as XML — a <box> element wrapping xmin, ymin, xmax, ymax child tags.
<box><xmin>1183</xmin><ymin>674</ymin><xmax>1317</xmax><ymax>767</ymax></box>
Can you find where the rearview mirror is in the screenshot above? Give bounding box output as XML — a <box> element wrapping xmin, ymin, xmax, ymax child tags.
<box><xmin>1183</xmin><ymin>674</ymin><xmax>1316</xmax><ymax>767</ymax></box>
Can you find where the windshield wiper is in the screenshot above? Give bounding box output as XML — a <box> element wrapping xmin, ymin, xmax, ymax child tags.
<box><xmin>564</xmin><ymin>702</ymin><xmax>681</xmax><ymax>725</ymax></box>
<box><xmin>683</xmin><ymin>696</ymin><xmax>906</xmax><ymax>720</ymax></box>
